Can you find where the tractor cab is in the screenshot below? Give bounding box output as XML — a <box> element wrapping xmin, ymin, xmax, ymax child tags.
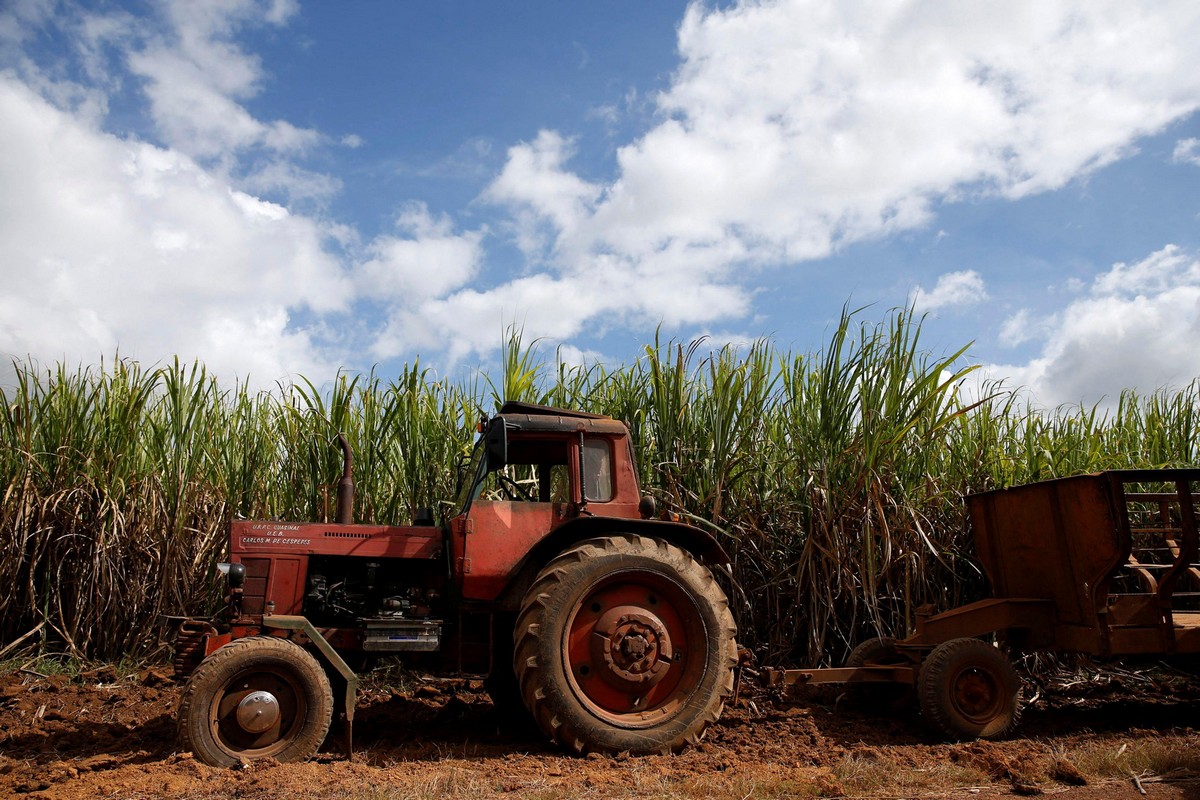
<box><xmin>448</xmin><ymin>401</ymin><xmax>649</xmax><ymax>601</ymax></box>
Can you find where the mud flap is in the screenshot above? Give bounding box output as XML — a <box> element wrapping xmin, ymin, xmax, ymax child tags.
<box><xmin>261</xmin><ymin>614</ymin><xmax>360</xmax><ymax>761</ymax></box>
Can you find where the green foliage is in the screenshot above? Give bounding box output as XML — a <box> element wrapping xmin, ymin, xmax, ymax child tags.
<box><xmin>1</xmin><ymin>309</ymin><xmax>1197</xmax><ymax>664</ymax></box>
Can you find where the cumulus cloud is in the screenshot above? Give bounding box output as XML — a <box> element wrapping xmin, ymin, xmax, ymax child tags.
<box><xmin>985</xmin><ymin>246</ymin><xmax>1200</xmax><ymax>408</ymax></box>
<box><xmin>359</xmin><ymin>204</ymin><xmax>488</xmax><ymax>360</ymax></box>
<box><xmin>370</xmin><ymin>267</ymin><xmax>750</xmax><ymax>366</ymax></box>
<box><xmin>447</xmin><ymin>0</ymin><xmax>1200</xmax><ymax>362</ymax></box>
<box><xmin>912</xmin><ymin>270</ymin><xmax>988</xmax><ymax>311</ymax></box>
<box><xmin>126</xmin><ymin>0</ymin><xmax>319</xmax><ymax>162</ymax></box>
<box><xmin>242</xmin><ymin>160</ymin><xmax>342</xmax><ymax>206</ymax></box>
<box><xmin>0</xmin><ymin>18</ymin><xmax>348</xmax><ymax>386</ymax></box>
<box><xmin>999</xmin><ymin>309</ymin><xmax>1056</xmax><ymax>347</ymax></box>
<box><xmin>555</xmin><ymin>343</ymin><xmax>609</xmax><ymax>370</ymax></box>
<box><xmin>483</xmin><ymin>131</ymin><xmax>602</xmax><ymax>258</ymax></box>
<box><xmin>358</xmin><ymin>204</ymin><xmax>483</xmax><ymax>303</ymax></box>
<box><xmin>589</xmin><ymin>1</ymin><xmax>1200</xmax><ymax>259</ymax></box>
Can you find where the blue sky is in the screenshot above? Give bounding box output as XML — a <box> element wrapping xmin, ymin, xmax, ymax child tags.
<box><xmin>2</xmin><ymin>0</ymin><xmax>1199</xmax><ymax>409</ymax></box>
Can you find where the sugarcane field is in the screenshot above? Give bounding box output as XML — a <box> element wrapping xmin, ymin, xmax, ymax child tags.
<box><xmin>4</xmin><ymin>314</ymin><xmax>1200</xmax><ymax>799</ymax></box>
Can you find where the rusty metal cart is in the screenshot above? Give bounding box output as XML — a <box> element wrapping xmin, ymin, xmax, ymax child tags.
<box><xmin>767</xmin><ymin>469</ymin><xmax>1200</xmax><ymax>740</ymax></box>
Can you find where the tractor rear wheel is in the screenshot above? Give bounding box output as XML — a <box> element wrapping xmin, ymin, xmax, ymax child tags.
<box><xmin>516</xmin><ymin>534</ymin><xmax>739</xmax><ymax>753</ymax></box>
<box><xmin>514</xmin><ymin>534</ymin><xmax>738</xmax><ymax>755</ymax></box>
<box><xmin>844</xmin><ymin>636</ymin><xmax>915</xmax><ymax>712</ymax></box>
<box><xmin>178</xmin><ymin>636</ymin><xmax>333</xmax><ymax>767</ymax></box>
<box><xmin>918</xmin><ymin>637</ymin><xmax>1021</xmax><ymax>740</ymax></box>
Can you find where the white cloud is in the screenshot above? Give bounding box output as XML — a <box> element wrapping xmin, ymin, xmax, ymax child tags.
<box><xmin>555</xmin><ymin>343</ymin><xmax>608</xmax><ymax>370</ymax></box>
<box><xmin>912</xmin><ymin>270</ymin><xmax>988</xmax><ymax>311</ymax></box>
<box><xmin>0</xmin><ymin>0</ymin><xmax>55</xmax><ymax>51</ymax></box>
<box><xmin>693</xmin><ymin>331</ymin><xmax>760</xmax><ymax>353</ymax></box>
<box><xmin>985</xmin><ymin>245</ymin><xmax>1200</xmax><ymax>408</ymax></box>
<box><xmin>0</xmin><ymin>74</ymin><xmax>348</xmax><ymax>385</ymax></box>
<box><xmin>370</xmin><ymin>265</ymin><xmax>749</xmax><ymax>366</ymax></box>
<box><xmin>453</xmin><ymin>0</ymin><xmax>1200</xmax><ymax>362</ymax></box>
<box><xmin>242</xmin><ymin>159</ymin><xmax>342</xmax><ymax>205</ymax></box>
<box><xmin>114</xmin><ymin>0</ymin><xmax>319</xmax><ymax>163</ymax></box>
<box><xmin>1173</xmin><ymin>138</ymin><xmax>1200</xmax><ymax>166</ymax></box>
<box><xmin>999</xmin><ymin>309</ymin><xmax>1051</xmax><ymax>347</ymax></box>
<box><xmin>484</xmin><ymin>130</ymin><xmax>602</xmax><ymax>258</ymax></box>
<box><xmin>357</xmin><ymin>203</ymin><xmax>484</xmax><ymax>305</ymax></box>
<box><xmin>584</xmin><ymin>1</ymin><xmax>1200</xmax><ymax>260</ymax></box>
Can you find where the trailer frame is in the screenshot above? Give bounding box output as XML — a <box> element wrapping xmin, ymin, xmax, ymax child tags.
<box><xmin>767</xmin><ymin>469</ymin><xmax>1200</xmax><ymax>739</ymax></box>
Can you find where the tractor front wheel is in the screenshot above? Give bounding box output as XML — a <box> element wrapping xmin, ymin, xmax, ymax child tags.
<box><xmin>514</xmin><ymin>534</ymin><xmax>738</xmax><ymax>755</ymax></box>
<box><xmin>178</xmin><ymin>636</ymin><xmax>333</xmax><ymax>767</ymax></box>
<box><xmin>918</xmin><ymin>637</ymin><xmax>1021</xmax><ymax>740</ymax></box>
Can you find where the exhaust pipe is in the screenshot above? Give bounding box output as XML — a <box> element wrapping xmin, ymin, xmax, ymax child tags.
<box><xmin>335</xmin><ymin>433</ymin><xmax>355</xmax><ymax>524</ymax></box>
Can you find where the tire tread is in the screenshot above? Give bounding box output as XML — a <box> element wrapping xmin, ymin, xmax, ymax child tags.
<box><xmin>513</xmin><ymin>534</ymin><xmax>737</xmax><ymax>755</ymax></box>
<box><xmin>917</xmin><ymin>637</ymin><xmax>1021</xmax><ymax>741</ymax></box>
<box><xmin>177</xmin><ymin>636</ymin><xmax>333</xmax><ymax>767</ymax></box>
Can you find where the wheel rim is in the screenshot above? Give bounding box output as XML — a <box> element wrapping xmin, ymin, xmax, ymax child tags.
<box><xmin>948</xmin><ymin>664</ymin><xmax>1003</xmax><ymax>724</ymax></box>
<box><xmin>563</xmin><ymin>569</ymin><xmax>707</xmax><ymax>727</ymax></box>
<box><xmin>208</xmin><ymin>667</ymin><xmax>307</xmax><ymax>757</ymax></box>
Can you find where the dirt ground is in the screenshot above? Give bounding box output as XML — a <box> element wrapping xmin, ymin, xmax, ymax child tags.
<box><xmin>3</xmin><ymin>661</ymin><xmax>1200</xmax><ymax>800</ymax></box>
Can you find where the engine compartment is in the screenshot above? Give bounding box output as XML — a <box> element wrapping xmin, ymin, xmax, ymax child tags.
<box><xmin>302</xmin><ymin>556</ymin><xmax>444</xmax><ymax>651</ymax></box>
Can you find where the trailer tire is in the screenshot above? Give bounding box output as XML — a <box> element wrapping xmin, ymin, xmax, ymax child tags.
<box><xmin>178</xmin><ymin>636</ymin><xmax>333</xmax><ymax>767</ymax></box>
<box><xmin>514</xmin><ymin>534</ymin><xmax>738</xmax><ymax>755</ymax></box>
<box><xmin>918</xmin><ymin>637</ymin><xmax>1021</xmax><ymax>741</ymax></box>
<box><xmin>844</xmin><ymin>636</ymin><xmax>915</xmax><ymax>712</ymax></box>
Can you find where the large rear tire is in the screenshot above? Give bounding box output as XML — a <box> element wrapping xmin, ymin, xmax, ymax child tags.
<box><xmin>918</xmin><ymin>637</ymin><xmax>1021</xmax><ymax>740</ymax></box>
<box><xmin>514</xmin><ymin>534</ymin><xmax>738</xmax><ymax>755</ymax></box>
<box><xmin>178</xmin><ymin>636</ymin><xmax>333</xmax><ymax>767</ymax></box>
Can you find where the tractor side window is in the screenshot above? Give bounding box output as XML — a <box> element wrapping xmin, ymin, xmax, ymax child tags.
<box><xmin>583</xmin><ymin>439</ymin><xmax>613</xmax><ymax>502</ymax></box>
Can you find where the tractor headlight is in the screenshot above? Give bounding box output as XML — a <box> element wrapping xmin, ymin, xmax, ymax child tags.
<box><xmin>217</xmin><ymin>562</ymin><xmax>246</xmax><ymax>589</ymax></box>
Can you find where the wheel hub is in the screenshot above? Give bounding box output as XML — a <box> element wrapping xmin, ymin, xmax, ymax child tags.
<box><xmin>235</xmin><ymin>690</ymin><xmax>281</xmax><ymax>734</ymax></box>
<box><xmin>953</xmin><ymin>668</ymin><xmax>999</xmax><ymax>720</ymax></box>
<box><xmin>592</xmin><ymin>606</ymin><xmax>673</xmax><ymax>687</ymax></box>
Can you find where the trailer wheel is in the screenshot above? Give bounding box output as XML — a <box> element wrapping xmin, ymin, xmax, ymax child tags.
<box><xmin>178</xmin><ymin>636</ymin><xmax>333</xmax><ymax>767</ymax></box>
<box><xmin>844</xmin><ymin>636</ymin><xmax>914</xmax><ymax>712</ymax></box>
<box><xmin>514</xmin><ymin>534</ymin><xmax>738</xmax><ymax>755</ymax></box>
<box><xmin>918</xmin><ymin>637</ymin><xmax>1021</xmax><ymax>740</ymax></box>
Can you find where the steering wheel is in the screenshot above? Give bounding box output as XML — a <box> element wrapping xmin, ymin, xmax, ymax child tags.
<box><xmin>496</xmin><ymin>473</ymin><xmax>535</xmax><ymax>502</ymax></box>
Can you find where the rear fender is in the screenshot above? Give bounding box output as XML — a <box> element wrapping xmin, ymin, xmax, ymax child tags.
<box><xmin>493</xmin><ymin>516</ymin><xmax>730</xmax><ymax>611</ymax></box>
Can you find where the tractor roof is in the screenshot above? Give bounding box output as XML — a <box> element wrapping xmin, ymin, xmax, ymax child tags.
<box><xmin>497</xmin><ymin>400</ymin><xmax>608</xmax><ymax>419</ymax></box>
<box><xmin>496</xmin><ymin>401</ymin><xmax>627</xmax><ymax>435</ymax></box>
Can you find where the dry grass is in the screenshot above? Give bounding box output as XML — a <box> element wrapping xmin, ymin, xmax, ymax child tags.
<box><xmin>833</xmin><ymin>751</ymin><xmax>989</xmax><ymax>795</ymax></box>
<box><xmin>1064</xmin><ymin>737</ymin><xmax>1200</xmax><ymax>780</ymax></box>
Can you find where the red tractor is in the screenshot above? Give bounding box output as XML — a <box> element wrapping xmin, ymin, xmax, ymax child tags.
<box><xmin>173</xmin><ymin>401</ymin><xmax>738</xmax><ymax>766</ymax></box>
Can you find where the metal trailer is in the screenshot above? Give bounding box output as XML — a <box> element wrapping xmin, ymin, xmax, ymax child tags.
<box><xmin>766</xmin><ymin>469</ymin><xmax>1200</xmax><ymax>740</ymax></box>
